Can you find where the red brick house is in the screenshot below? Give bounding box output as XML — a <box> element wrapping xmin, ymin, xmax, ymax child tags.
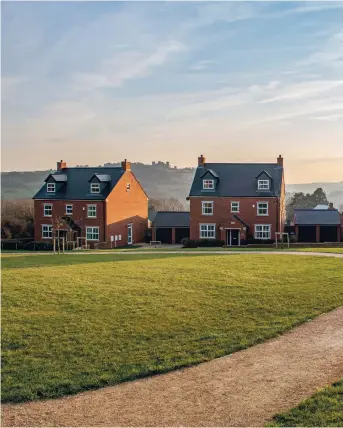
<box><xmin>33</xmin><ymin>160</ymin><xmax>148</xmax><ymax>247</ymax></box>
<box><xmin>188</xmin><ymin>155</ymin><xmax>286</xmax><ymax>245</ymax></box>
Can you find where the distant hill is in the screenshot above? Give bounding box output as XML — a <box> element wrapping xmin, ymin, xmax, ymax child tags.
<box><xmin>1</xmin><ymin>162</ymin><xmax>195</xmax><ymax>204</ymax></box>
<box><xmin>1</xmin><ymin>162</ymin><xmax>343</xmax><ymax>208</ymax></box>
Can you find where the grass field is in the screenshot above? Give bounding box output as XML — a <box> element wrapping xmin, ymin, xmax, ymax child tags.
<box><xmin>268</xmin><ymin>379</ymin><xmax>343</xmax><ymax>427</ymax></box>
<box><xmin>2</xmin><ymin>253</ymin><xmax>343</xmax><ymax>403</ymax></box>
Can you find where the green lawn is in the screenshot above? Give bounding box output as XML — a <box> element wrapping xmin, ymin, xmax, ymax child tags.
<box><xmin>2</xmin><ymin>253</ymin><xmax>343</xmax><ymax>403</ymax></box>
<box><xmin>268</xmin><ymin>379</ymin><xmax>343</xmax><ymax>427</ymax></box>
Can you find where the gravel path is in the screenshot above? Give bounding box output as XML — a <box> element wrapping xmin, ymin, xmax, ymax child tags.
<box><xmin>3</xmin><ymin>250</ymin><xmax>343</xmax><ymax>257</ymax></box>
<box><xmin>3</xmin><ymin>307</ymin><xmax>343</xmax><ymax>427</ymax></box>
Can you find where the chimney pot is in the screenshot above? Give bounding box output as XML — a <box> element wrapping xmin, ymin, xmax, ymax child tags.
<box><xmin>277</xmin><ymin>155</ymin><xmax>283</xmax><ymax>167</ymax></box>
<box><xmin>57</xmin><ymin>160</ymin><xmax>67</xmax><ymax>171</ymax></box>
<box><xmin>198</xmin><ymin>154</ymin><xmax>206</xmax><ymax>167</ymax></box>
<box><xmin>328</xmin><ymin>202</ymin><xmax>334</xmax><ymax>210</ymax></box>
<box><xmin>121</xmin><ymin>159</ymin><xmax>131</xmax><ymax>171</ymax></box>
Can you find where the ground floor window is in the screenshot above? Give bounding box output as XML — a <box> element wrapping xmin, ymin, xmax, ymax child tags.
<box><xmin>86</xmin><ymin>226</ymin><xmax>100</xmax><ymax>241</ymax></box>
<box><xmin>200</xmin><ymin>224</ymin><xmax>216</xmax><ymax>238</ymax></box>
<box><xmin>42</xmin><ymin>224</ymin><xmax>52</xmax><ymax>239</ymax></box>
<box><xmin>255</xmin><ymin>224</ymin><xmax>271</xmax><ymax>239</ymax></box>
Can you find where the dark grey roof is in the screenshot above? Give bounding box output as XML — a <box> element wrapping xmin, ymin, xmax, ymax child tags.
<box><xmin>200</xmin><ymin>169</ymin><xmax>218</xmax><ymax>178</ymax></box>
<box><xmin>90</xmin><ymin>173</ymin><xmax>111</xmax><ymax>182</ymax></box>
<box><xmin>294</xmin><ymin>209</ymin><xmax>341</xmax><ymax>225</ymax></box>
<box><xmin>189</xmin><ymin>163</ymin><xmax>283</xmax><ymax>197</ymax></box>
<box><xmin>33</xmin><ymin>167</ymin><xmax>124</xmax><ymax>200</ymax></box>
<box><xmin>153</xmin><ymin>211</ymin><xmax>190</xmax><ymax>228</ymax></box>
<box><xmin>45</xmin><ymin>174</ymin><xmax>67</xmax><ymax>182</ymax></box>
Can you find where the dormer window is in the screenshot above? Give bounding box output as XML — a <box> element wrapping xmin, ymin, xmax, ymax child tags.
<box><xmin>203</xmin><ymin>179</ymin><xmax>214</xmax><ymax>190</ymax></box>
<box><xmin>258</xmin><ymin>180</ymin><xmax>270</xmax><ymax>190</ymax></box>
<box><xmin>47</xmin><ymin>183</ymin><xmax>55</xmax><ymax>193</ymax></box>
<box><xmin>90</xmin><ymin>183</ymin><xmax>100</xmax><ymax>193</ymax></box>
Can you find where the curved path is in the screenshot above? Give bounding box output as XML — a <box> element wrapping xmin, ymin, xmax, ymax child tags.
<box><xmin>3</xmin><ymin>307</ymin><xmax>343</xmax><ymax>427</ymax></box>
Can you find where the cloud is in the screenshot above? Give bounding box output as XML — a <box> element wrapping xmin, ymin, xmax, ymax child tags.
<box><xmin>189</xmin><ymin>60</ymin><xmax>218</xmax><ymax>71</ymax></box>
<box><xmin>72</xmin><ymin>40</ymin><xmax>186</xmax><ymax>91</ymax></box>
<box><xmin>259</xmin><ymin>80</ymin><xmax>343</xmax><ymax>103</ymax></box>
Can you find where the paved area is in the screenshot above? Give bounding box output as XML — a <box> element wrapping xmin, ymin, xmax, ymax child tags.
<box><xmin>3</xmin><ymin>307</ymin><xmax>343</xmax><ymax>427</ymax></box>
<box><xmin>3</xmin><ymin>250</ymin><xmax>343</xmax><ymax>257</ymax></box>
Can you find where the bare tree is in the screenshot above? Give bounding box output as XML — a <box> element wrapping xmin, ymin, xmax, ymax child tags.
<box><xmin>338</xmin><ymin>203</ymin><xmax>343</xmax><ymax>214</ymax></box>
<box><xmin>149</xmin><ymin>197</ymin><xmax>186</xmax><ymax>212</ymax></box>
<box><xmin>1</xmin><ymin>200</ymin><xmax>34</xmax><ymax>238</ymax></box>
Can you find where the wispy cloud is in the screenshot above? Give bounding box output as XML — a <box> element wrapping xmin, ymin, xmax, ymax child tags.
<box><xmin>72</xmin><ymin>40</ymin><xmax>187</xmax><ymax>91</ymax></box>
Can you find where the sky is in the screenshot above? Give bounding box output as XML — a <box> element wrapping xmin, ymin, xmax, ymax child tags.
<box><xmin>1</xmin><ymin>1</ymin><xmax>343</xmax><ymax>183</ymax></box>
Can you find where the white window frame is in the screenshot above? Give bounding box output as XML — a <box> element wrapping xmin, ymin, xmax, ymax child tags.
<box><xmin>46</xmin><ymin>182</ymin><xmax>55</xmax><ymax>193</ymax></box>
<box><xmin>199</xmin><ymin>224</ymin><xmax>216</xmax><ymax>239</ymax></box>
<box><xmin>202</xmin><ymin>179</ymin><xmax>214</xmax><ymax>190</ymax></box>
<box><xmin>126</xmin><ymin>183</ymin><xmax>131</xmax><ymax>191</ymax></box>
<box><xmin>86</xmin><ymin>226</ymin><xmax>99</xmax><ymax>241</ymax></box>
<box><xmin>90</xmin><ymin>183</ymin><xmax>100</xmax><ymax>193</ymax></box>
<box><xmin>87</xmin><ymin>204</ymin><xmax>97</xmax><ymax>218</ymax></box>
<box><xmin>257</xmin><ymin>202</ymin><xmax>269</xmax><ymax>216</ymax></box>
<box><xmin>65</xmin><ymin>204</ymin><xmax>73</xmax><ymax>215</ymax></box>
<box><xmin>42</xmin><ymin>224</ymin><xmax>52</xmax><ymax>239</ymax></box>
<box><xmin>254</xmin><ymin>224</ymin><xmax>271</xmax><ymax>239</ymax></box>
<box><xmin>258</xmin><ymin>180</ymin><xmax>270</xmax><ymax>190</ymax></box>
<box><xmin>43</xmin><ymin>204</ymin><xmax>52</xmax><ymax>217</ymax></box>
<box><xmin>202</xmin><ymin>201</ymin><xmax>213</xmax><ymax>216</ymax></box>
<box><xmin>231</xmin><ymin>201</ymin><xmax>240</xmax><ymax>213</ymax></box>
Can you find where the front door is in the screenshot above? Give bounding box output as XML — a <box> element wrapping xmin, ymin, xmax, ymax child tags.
<box><xmin>227</xmin><ymin>229</ymin><xmax>240</xmax><ymax>246</ymax></box>
<box><xmin>127</xmin><ymin>224</ymin><xmax>133</xmax><ymax>245</ymax></box>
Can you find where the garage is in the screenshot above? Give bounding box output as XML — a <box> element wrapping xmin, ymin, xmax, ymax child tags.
<box><xmin>298</xmin><ymin>225</ymin><xmax>317</xmax><ymax>243</ymax></box>
<box><xmin>156</xmin><ymin>227</ymin><xmax>172</xmax><ymax>244</ymax></box>
<box><xmin>294</xmin><ymin>208</ymin><xmax>341</xmax><ymax>243</ymax></box>
<box><xmin>152</xmin><ymin>212</ymin><xmax>190</xmax><ymax>244</ymax></box>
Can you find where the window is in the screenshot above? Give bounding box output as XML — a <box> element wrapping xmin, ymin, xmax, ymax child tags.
<box><xmin>231</xmin><ymin>202</ymin><xmax>240</xmax><ymax>213</ymax></box>
<box><xmin>44</xmin><ymin>204</ymin><xmax>52</xmax><ymax>217</ymax></box>
<box><xmin>255</xmin><ymin>224</ymin><xmax>271</xmax><ymax>239</ymax></box>
<box><xmin>86</xmin><ymin>227</ymin><xmax>99</xmax><ymax>241</ymax></box>
<box><xmin>65</xmin><ymin>205</ymin><xmax>73</xmax><ymax>215</ymax></box>
<box><xmin>257</xmin><ymin>202</ymin><xmax>269</xmax><ymax>216</ymax></box>
<box><xmin>47</xmin><ymin>183</ymin><xmax>55</xmax><ymax>193</ymax></box>
<box><xmin>90</xmin><ymin>183</ymin><xmax>100</xmax><ymax>193</ymax></box>
<box><xmin>199</xmin><ymin>224</ymin><xmax>216</xmax><ymax>239</ymax></box>
<box><xmin>202</xmin><ymin>201</ymin><xmax>213</xmax><ymax>215</ymax></box>
<box><xmin>42</xmin><ymin>225</ymin><xmax>52</xmax><ymax>239</ymax></box>
<box><xmin>258</xmin><ymin>180</ymin><xmax>270</xmax><ymax>190</ymax></box>
<box><xmin>203</xmin><ymin>179</ymin><xmax>214</xmax><ymax>190</ymax></box>
<box><xmin>87</xmin><ymin>204</ymin><xmax>97</xmax><ymax>218</ymax></box>
<box><xmin>126</xmin><ymin>183</ymin><xmax>131</xmax><ymax>191</ymax></box>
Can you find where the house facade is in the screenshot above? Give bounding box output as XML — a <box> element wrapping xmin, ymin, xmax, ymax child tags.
<box><xmin>188</xmin><ymin>155</ymin><xmax>285</xmax><ymax>245</ymax></box>
<box><xmin>33</xmin><ymin>160</ymin><xmax>148</xmax><ymax>247</ymax></box>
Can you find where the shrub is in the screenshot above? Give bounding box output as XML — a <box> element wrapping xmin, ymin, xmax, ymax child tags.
<box><xmin>23</xmin><ymin>241</ymin><xmax>53</xmax><ymax>251</ymax></box>
<box><xmin>181</xmin><ymin>238</ymin><xmax>197</xmax><ymax>248</ymax></box>
<box><xmin>196</xmin><ymin>239</ymin><xmax>225</xmax><ymax>247</ymax></box>
<box><xmin>245</xmin><ymin>238</ymin><xmax>275</xmax><ymax>245</ymax></box>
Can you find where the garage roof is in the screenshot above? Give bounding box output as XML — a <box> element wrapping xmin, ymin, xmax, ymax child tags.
<box><xmin>294</xmin><ymin>209</ymin><xmax>341</xmax><ymax>225</ymax></box>
<box><xmin>153</xmin><ymin>211</ymin><xmax>190</xmax><ymax>228</ymax></box>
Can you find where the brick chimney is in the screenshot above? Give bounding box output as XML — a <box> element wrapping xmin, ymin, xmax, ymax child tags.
<box><xmin>121</xmin><ymin>159</ymin><xmax>131</xmax><ymax>171</ymax></box>
<box><xmin>277</xmin><ymin>155</ymin><xmax>283</xmax><ymax>167</ymax></box>
<box><xmin>328</xmin><ymin>202</ymin><xmax>334</xmax><ymax>210</ymax></box>
<box><xmin>198</xmin><ymin>154</ymin><xmax>206</xmax><ymax>167</ymax></box>
<box><xmin>57</xmin><ymin>160</ymin><xmax>67</xmax><ymax>171</ymax></box>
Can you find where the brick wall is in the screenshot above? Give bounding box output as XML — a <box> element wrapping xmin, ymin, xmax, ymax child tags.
<box><xmin>34</xmin><ymin>199</ymin><xmax>105</xmax><ymax>242</ymax></box>
<box><xmin>106</xmin><ymin>170</ymin><xmax>148</xmax><ymax>245</ymax></box>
